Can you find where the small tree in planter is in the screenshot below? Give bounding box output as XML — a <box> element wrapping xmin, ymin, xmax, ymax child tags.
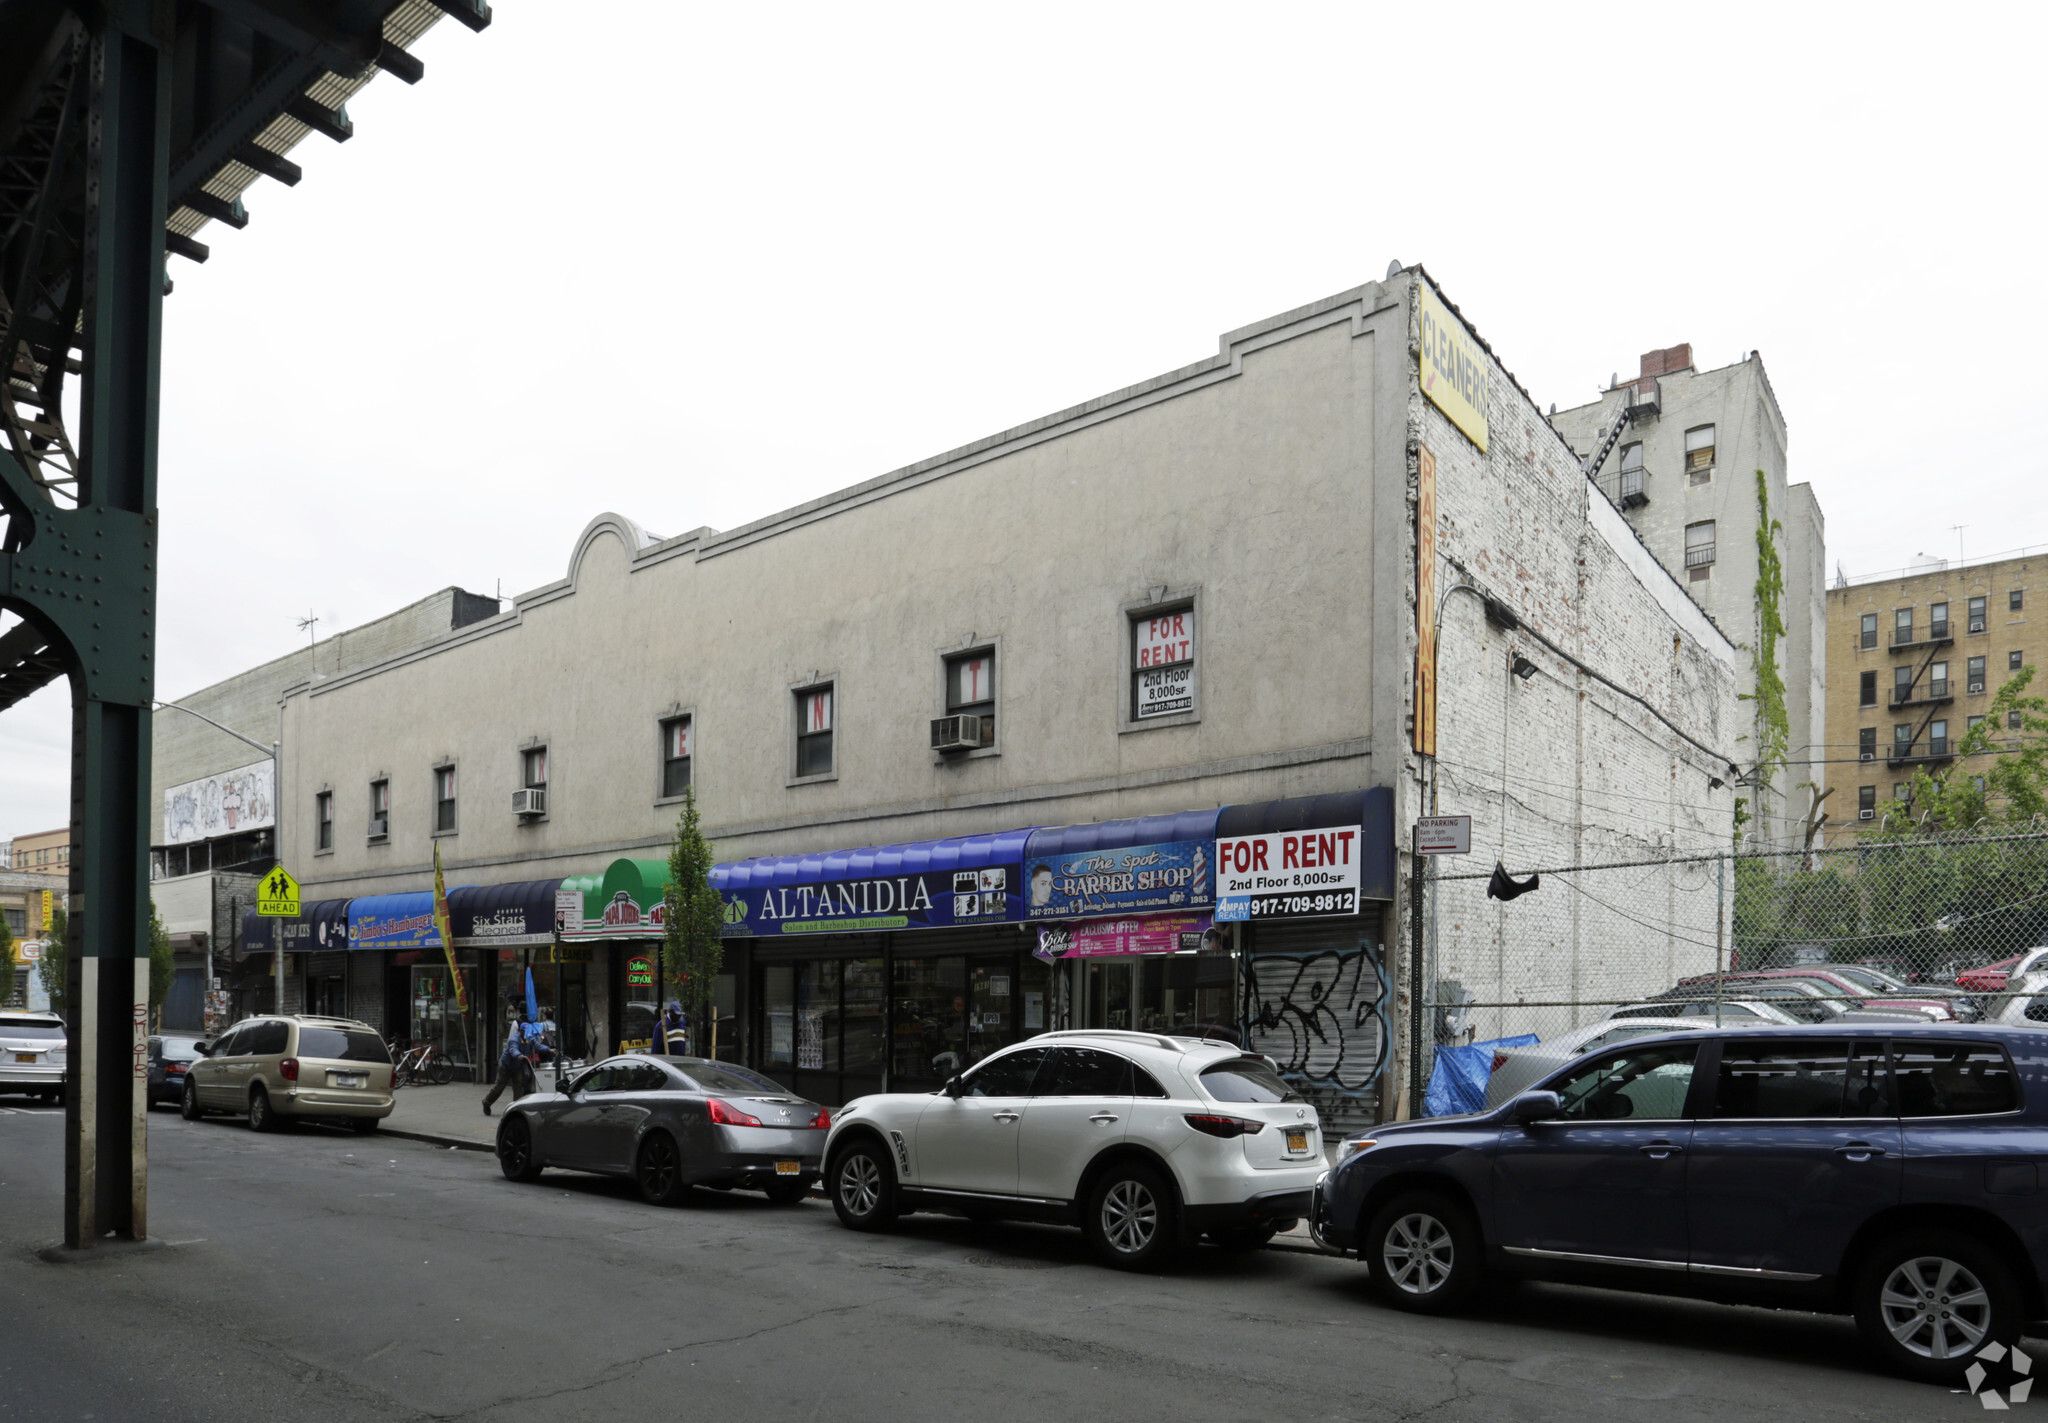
<box><xmin>661</xmin><ymin>788</ymin><xmax>726</xmax><ymax>1056</ymax></box>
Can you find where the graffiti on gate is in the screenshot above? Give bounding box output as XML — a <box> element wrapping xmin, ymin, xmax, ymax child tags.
<box><xmin>1244</xmin><ymin>949</ymin><xmax>1389</xmax><ymax>1100</ymax></box>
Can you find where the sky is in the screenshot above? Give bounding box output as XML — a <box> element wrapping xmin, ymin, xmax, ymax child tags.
<box><xmin>4</xmin><ymin>2</ymin><xmax>2045</xmax><ymax>839</ymax></box>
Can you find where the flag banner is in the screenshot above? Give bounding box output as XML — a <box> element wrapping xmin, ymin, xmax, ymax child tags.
<box><xmin>433</xmin><ymin>842</ymin><xmax>469</xmax><ymax>1013</ymax></box>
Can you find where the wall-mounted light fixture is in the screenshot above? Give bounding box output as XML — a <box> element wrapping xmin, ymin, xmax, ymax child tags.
<box><xmin>1510</xmin><ymin>654</ymin><xmax>1538</xmax><ymax>682</ymax></box>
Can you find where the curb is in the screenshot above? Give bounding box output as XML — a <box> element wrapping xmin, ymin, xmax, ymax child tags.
<box><xmin>1267</xmin><ymin>1236</ymin><xmax>1339</xmax><ymax>1257</ymax></box>
<box><xmin>380</xmin><ymin>1127</ymin><xmax>495</xmax><ymax>1153</ymax></box>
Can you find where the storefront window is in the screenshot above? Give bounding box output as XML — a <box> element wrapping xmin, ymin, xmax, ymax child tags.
<box><xmin>844</xmin><ymin>958</ymin><xmax>885</xmax><ymax>1074</ymax></box>
<box><xmin>893</xmin><ymin>955</ymin><xmax>968</xmax><ymax>1081</ymax></box>
<box><xmin>763</xmin><ymin>964</ymin><xmax>795</xmax><ymax>1068</ymax></box>
<box><xmin>1138</xmin><ymin>952</ymin><xmax>1234</xmax><ymax>1036</ymax></box>
<box><xmin>797</xmin><ymin>960</ymin><xmax>841</xmax><ymax>1071</ymax></box>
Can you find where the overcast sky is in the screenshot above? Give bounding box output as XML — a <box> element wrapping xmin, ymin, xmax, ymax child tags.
<box><xmin>4</xmin><ymin>2</ymin><xmax>2044</xmax><ymax>840</ymax></box>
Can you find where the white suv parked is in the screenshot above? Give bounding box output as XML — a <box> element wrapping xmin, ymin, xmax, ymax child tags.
<box><xmin>822</xmin><ymin>1029</ymin><xmax>1323</xmax><ymax>1269</ymax></box>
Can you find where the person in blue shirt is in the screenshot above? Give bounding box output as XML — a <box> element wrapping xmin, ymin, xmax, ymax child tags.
<box><xmin>482</xmin><ymin>1014</ymin><xmax>554</xmax><ymax>1115</ymax></box>
<box><xmin>661</xmin><ymin>1000</ymin><xmax>689</xmax><ymax>1056</ymax></box>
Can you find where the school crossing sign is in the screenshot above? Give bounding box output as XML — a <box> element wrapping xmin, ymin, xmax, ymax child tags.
<box><xmin>256</xmin><ymin>865</ymin><xmax>301</xmax><ymax>918</ymax></box>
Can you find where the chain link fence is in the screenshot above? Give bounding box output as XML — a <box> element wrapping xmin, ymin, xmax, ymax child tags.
<box><xmin>1417</xmin><ymin>828</ymin><xmax>2048</xmax><ymax>1115</ymax></box>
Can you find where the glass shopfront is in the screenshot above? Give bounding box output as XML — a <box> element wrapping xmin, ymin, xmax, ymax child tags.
<box><xmin>1075</xmin><ymin>949</ymin><xmax>1236</xmax><ymax>1038</ymax></box>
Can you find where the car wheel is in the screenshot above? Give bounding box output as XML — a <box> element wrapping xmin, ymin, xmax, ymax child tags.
<box><xmin>1085</xmin><ymin>1163</ymin><xmax>1181</xmax><ymax>1271</ymax></box>
<box><xmin>1364</xmin><ymin>1191</ymin><xmax>1483</xmax><ymax>1313</ymax></box>
<box><xmin>763</xmin><ymin>1178</ymin><xmax>810</xmax><ymax>1206</ymax></box>
<box><xmin>1855</xmin><ymin>1230</ymin><xmax>2023</xmax><ymax>1383</ymax></box>
<box><xmin>248</xmin><ymin>1086</ymin><xmax>278</xmax><ymax>1133</ymax></box>
<box><xmin>180</xmin><ymin>1080</ymin><xmax>203</xmax><ymax>1121</ymax></box>
<box><xmin>1207</xmin><ymin>1225</ymin><xmax>1279</xmax><ymax>1252</ymax></box>
<box><xmin>829</xmin><ymin>1139</ymin><xmax>899</xmax><ymax>1232</ymax></box>
<box><xmin>351</xmin><ymin>1117</ymin><xmax>381</xmax><ymax>1135</ymax></box>
<box><xmin>496</xmin><ymin>1114</ymin><xmax>543</xmax><ymax>1183</ymax></box>
<box><xmin>636</xmin><ymin>1132</ymin><xmax>688</xmax><ymax>1207</ymax></box>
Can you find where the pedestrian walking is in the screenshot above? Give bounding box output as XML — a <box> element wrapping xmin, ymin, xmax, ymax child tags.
<box><xmin>482</xmin><ymin>1017</ymin><xmax>543</xmax><ymax>1115</ymax></box>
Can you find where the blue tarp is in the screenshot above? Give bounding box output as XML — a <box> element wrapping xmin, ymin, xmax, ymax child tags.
<box><xmin>1424</xmin><ymin>1034</ymin><xmax>1540</xmax><ymax>1118</ymax></box>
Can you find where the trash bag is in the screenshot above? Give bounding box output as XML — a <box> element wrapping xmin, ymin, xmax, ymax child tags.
<box><xmin>1487</xmin><ymin>862</ymin><xmax>1540</xmax><ymax>901</ymax></box>
<box><xmin>1424</xmin><ymin>1034</ymin><xmax>1539</xmax><ymax>1117</ymax></box>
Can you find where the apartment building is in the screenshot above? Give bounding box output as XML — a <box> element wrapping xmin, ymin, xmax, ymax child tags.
<box><xmin>1826</xmin><ymin>550</ymin><xmax>2045</xmax><ymax>836</ymax></box>
<box><xmin>1552</xmin><ymin>346</ymin><xmax>1825</xmax><ymax>843</ymax></box>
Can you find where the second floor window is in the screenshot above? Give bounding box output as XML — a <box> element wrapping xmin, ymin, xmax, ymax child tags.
<box><xmin>1968</xmin><ymin>656</ymin><xmax>1986</xmax><ymax>693</ymax></box>
<box><xmin>1133</xmin><ymin>607</ymin><xmax>1197</xmax><ymax>719</ymax></box>
<box><xmin>369</xmin><ymin>779</ymin><xmax>390</xmax><ymax>839</ymax></box>
<box><xmin>316</xmin><ymin>792</ymin><xmax>333</xmax><ymax>851</ymax></box>
<box><xmin>1930</xmin><ymin>718</ymin><xmax>1950</xmax><ymax>753</ymax></box>
<box><xmin>1859</xmin><ymin>613</ymin><xmax>1877</xmax><ymax>650</ymax></box>
<box><xmin>1969</xmin><ymin>596</ymin><xmax>1988</xmax><ymax>634</ymax></box>
<box><xmin>944</xmin><ymin>649</ymin><xmax>996</xmax><ymax>746</ymax></box>
<box><xmin>1859</xmin><ymin>727</ymin><xmax>1876</xmax><ymax>761</ymax></box>
<box><xmin>796</xmin><ymin>686</ymin><xmax>834</xmax><ymax>777</ymax></box>
<box><xmin>1894</xmin><ymin>724</ymin><xmax>1914</xmax><ymax>752</ymax></box>
<box><xmin>1683</xmin><ymin>521</ymin><xmax>1716</xmax><ymax>576</ymax></box>
<box><xmin>1859</xmin><ymin>671</ymin><xmax>1876</xmax><ymax>707</ymax></box>
<box><xmin>661</xmin><ymin>716</ymin><xmax>692</xmax><ymax>797</ymax></box>
<box><xmin>434</xmin><ymin>765</ymin><xmax>457</xmax><ymax>833</ymax></box>
<box><xmin>522</xmin><ymin>746</ymin><xmax>548</xmax><ymax>789</ymax></box>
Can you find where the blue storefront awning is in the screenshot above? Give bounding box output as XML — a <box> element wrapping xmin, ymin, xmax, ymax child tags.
<box><xmin>450</xmin><ymin>878</ymin><xmax>563</xmax><ymax>947</ymax></box>
<box><xmin>241</xmin><ymin>898</ymin><xmax>351</xmax><ymax>957</ymax></box>
<box><xmin>349</xmin><ymin>891</ymin><xmax>442</xmax><ymax>951</ymax></box>
<box><xmin>1021</xmin><ymin>810</ymin><xmax>1221</xmax><ymax>921</ymax></box>
<box><xmin>712</xmin><ymin>827</ymin><xmax>1040</xmax><ymax>937</ymax></box>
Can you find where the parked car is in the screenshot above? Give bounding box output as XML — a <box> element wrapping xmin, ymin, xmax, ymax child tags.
<box><xmin>182</xmin><ymin>1014</ymin><xmax>394</xmax><ymax>1132</ymax></box>
<box><xmin>1484</xmin><ymin>1019</ymin><xmax>1720</xmax><ymax>1110</ymax></box>
<box><xmin>146</xmin><ymin>1033</ymin><xmax>204</xmax><ymax>1107</ymax></box>
<box><xmin>495</xmin><ymin>1055</ymin><xmax>828</xmax><ymax>1205</ymax></box>
<box><xmin>1827</xmin><ymin>964</ymin><xmax>1982</xmax><ymax>1020</ymax></box>
<box><xmin>0</xmin><ymin>1010</ymin><xmax>66</xmax><ymax>1102</ymax></box>
<box><xmin>1991</xmin><ymin>972</ymin><xmax>2048</xmax><ymax>1026</ymax></box>
<box><xmin>1313</xmin><ymin>1024</ymin><xmax>2048</xmax><ymax>1384</ymax></box>
<box><xmin>1604</xmin><ymin>999</ymin><xmax>1802</xmax><ymax>1026</ymax></box>
<box><xmin>1958</xmin><ymin>952</ymin><xmax>2043</xmax><ymax>995</ymax></box>
<box><xmin>1688</xmin><ymin>969</ymin><xmax>1964</xmax><ymax>1022</ymax></box>
<box><xmin>823</xmin><ymin>1029</ymin><xmax>1323</xmax><ymax>1269</ymax></box>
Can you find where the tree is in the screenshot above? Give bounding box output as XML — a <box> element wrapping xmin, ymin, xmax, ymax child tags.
<box><xmin>660</xmin><ymin>788</ymin><xmax>725</xmax><ymax>1039</ymax></box>
<box><xmin>1878</xmin><ymin>665</ymin><xmax>2048</xmax><ymax>834</ymax></box>
<box><xmin>148</xmin><ymin>899</ymin><xmax>174</xmax><ymax>1025</ymax></box>
<box><xmin>37</xmin><ymin>903</ymin><xmax>65</xmax><ymax>1014</ymax></box>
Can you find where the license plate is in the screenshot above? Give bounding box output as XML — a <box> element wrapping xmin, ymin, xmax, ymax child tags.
<box><xmin>1285</xmin><ymin>1130</ymin><xmax>1309</xmax><ymax>1153</ymax></box>
<box><xmin>775</xmin><ymin>1160</ymin><xmax>801</xmax><ymax>1175</ymax></box>
<box><xmin>331</xmin><ymin>1073</ymin><xmax>366</xmax><ymax>1089</ymax></box>
<box><xmin>15</xmin><ymin>1053</ymin><xmax>34</xmax><ymax>1064</ymax></box>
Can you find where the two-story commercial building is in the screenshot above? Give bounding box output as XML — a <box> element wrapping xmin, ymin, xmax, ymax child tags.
<box><xmin>159</xmin><ymin>267</ymin><xmax>1741</xmax><ymax>1128</ymax></box>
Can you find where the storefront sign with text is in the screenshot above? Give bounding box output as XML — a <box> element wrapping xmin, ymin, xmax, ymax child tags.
<box><xmin>1213</xmin><ymin>825</ymin><xmax>1363</xmax><ymax>922</ymax></box>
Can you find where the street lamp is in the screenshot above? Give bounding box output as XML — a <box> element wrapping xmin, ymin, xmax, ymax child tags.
<box><xmin>152</xmin><ymin>701</ymin><xmax>283</xmax><ymax>1019</ymax></box>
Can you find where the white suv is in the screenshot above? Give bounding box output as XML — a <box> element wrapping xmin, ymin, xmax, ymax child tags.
<box><xmin>822</xmin><ymin>1029</ymin><xmax>1323</xmax><ymax>1269</ymax></box>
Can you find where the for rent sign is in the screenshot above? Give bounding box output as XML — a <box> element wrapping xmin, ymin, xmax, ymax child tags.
<box><xmin>1133</xmin><ymin>608</ymin><xmax>1195</xmax><ymax>719</ymax></box>
<box><xmin>1213</xmin><ymin>825</ymin><xmax>1363</xmax><ymax>922</ymax></box>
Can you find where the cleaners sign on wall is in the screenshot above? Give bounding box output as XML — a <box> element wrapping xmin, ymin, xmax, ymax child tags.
<box><xmin>1213</xmin><ymin>825</ymin><xmax>1363</xmax><ymax>922</ymax></box>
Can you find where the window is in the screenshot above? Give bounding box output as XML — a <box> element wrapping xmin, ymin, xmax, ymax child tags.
<box><xmin>1683</xmin><ymin>521</ymin><xmax>1716</xmax><ymax>568</ymax></box>
<box><xmin>1973</xmin><ymin>776</ymin><xmax>1988</xmax><ymax>793</ymax></box>
<box><xmin>1893</xmin><ymin>665</ymin><xmax>1915</xmax><ymax>702</ymax></box>
<box><xmin>433</xmin><ymin>765</ymin><xmax>457</xmax><ymax>834</ymax></box>
<box><xmin>1684</xmin><ymin>424</ymin><xmax>1716</xmax><ymax>478</ymax></box>
<box><xmin>1858</xmin><ymin>728</ymin><xmax>1876</xmax><ymax>761</ymax></box>
<box><xmin>1929</xmin><ymin>602</ymin><xmax>1949</xmax><ymax>638</ymax></box>
<box><xmin>943</xmin><ymin>648</ymin><xmax>996</xmax><ymax>747</ymax></box>
<box><xmin>961</xmin><ymin>1046</ymin><xmax>1047</xmax><ymax>1097</ymax></box>
<box><xmin>1893</xmin><ymin>724</ymin><xmax>1914</xmax><ymax>753</ymax></box>
<box><xmin>1968</xmin><ymin>655</ymin><xmax>1986</xmax><ymax>693</ymax></box>
<box><xmin>1895</xmin><ymin>607</ymin><xmax>1915</xmax><ymax>644</ymax></box>
<box><xmin>521</xmin><ymin>746</ymin><xmax>548</xmax><ymax>789</ymax></box>
<box><xmin>2011</xmin><ymin>710</ymin><xmax>2026</xmax><ymax>730</ymax></box>
<box><xmin>1132</xmin><ymin>606</ymin><xmax>1196</xmax><ymax>720</ymax></box>
<box><xmin>1618</xmin><ymin>443</ymin><xmax>1645</xmax><ymax>503</ymax></box>
<box><xmin>315</xmin><ymin>792</ymin><xmax>333</xmax><ymax>852</ymax></box>
<box><xmin>1893</xmin><ymin>782</ymin><xmax>1911</xmax><ymax>802</ymax></box>
<box><xmin>1929</xmin><ymin>718</ymin><xmax>1949</xmax><ymax>755</ymax></box>
<box><xmin>1710</xmin><ymin>1040</ymin><xmax>1891</xmax><ymax>1119</ymax></box>
<box><xmin>1892</xmin><ymin>1043</ymin><xmax>2018</xmax><ymax>1117</ymax></box>
<box><xmin>1969</xmin><ymin>596</ymin><xmax>1988</xmax><ymax>634</ymax></box>
<box><xmin>660</xmin><ymin>716</ymin><xmax>692</xmax><ymax>797</ymax></box>
<box><xmin>795</xmin><ymin>685</ymin><xmax>834</xmax><ymax>778</ymax></box>
<box><xmin>2012</xmin><ymin>589</ymin><xmax>2025</xmax><ymax>613</ymax></box>
<box><xmin>1201</xmin><ymin>1059</ymin><xmax>1304</xmax><ymax>1103</ymax></box>
<box><xmin>296</xmin><ymin>1027</ymin><xmax>390</xmax><ymax>1063</ymax></box>
<box><xmin>368</xmin><ymin>779</ymin><xmax>390</xmax><ymax>840</ymax></box>
<box><xmin>2012</xmin><ymin>651</ymin><xmax>2025</xmax><ymax>672</ymax></box>
<box><xmin>1969</xmin><ymin>715</ymin><xmax>1985</xmax><ymax>733</ymax></box>
<box><xmin>1859</xmin><ymin>671</ymin><xmax>1877</xmax><ymax>707</ymax></box>
<box><xmin>1551</xmin><ymin>1043</ymin><xmax>1697</xmax><ymax>1121</ymax></box>
<box><xmin>1858</xmin><ymin>785</ymin><xmax>1876</xmax><ymax>817</ymax></box>
<box><xmin>1859</xmin><ymin>613</ymin><xmax>1877</xmax><ymax>650</ymax></box>
<box><xmin>1035</xmin><ymin>1047</ymin><xmax>1133</xmax><ymax>1097</ymax></box>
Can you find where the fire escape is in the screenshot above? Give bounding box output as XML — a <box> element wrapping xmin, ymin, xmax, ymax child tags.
<box><xmin>1886</xmin><ymin>613</ymin><xmax>1957</xmax><ymax>769</ymax></box>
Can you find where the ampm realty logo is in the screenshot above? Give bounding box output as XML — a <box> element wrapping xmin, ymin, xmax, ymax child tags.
<box><xmin>1968</xmin><ymin>1342</ymin><xmax>2033</xmax><ymax>1410</ymax></box>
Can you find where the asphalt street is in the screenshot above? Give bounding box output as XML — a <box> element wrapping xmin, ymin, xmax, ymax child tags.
<box><xmin>0</xmin><ymin>1100</ymin><xmax>2007</xmax><ymax>1422</ymax></box>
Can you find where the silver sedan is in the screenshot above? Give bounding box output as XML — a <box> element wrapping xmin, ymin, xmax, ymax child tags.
<box><xmin>495</xmin><ymin>1055</ymin><xmax>829</xmax><ymax>1206</ymax></box>
<box><xmin>1483</xmin><ymin>1018</ymin><xmax>1713</xmax><ymax>1110</ymax></box>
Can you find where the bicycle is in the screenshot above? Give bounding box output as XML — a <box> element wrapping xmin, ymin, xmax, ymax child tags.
<box><xmin>390</xmin><ymin>1041</ymin><xmax>453</xmax><ymax>1087</ymax></box>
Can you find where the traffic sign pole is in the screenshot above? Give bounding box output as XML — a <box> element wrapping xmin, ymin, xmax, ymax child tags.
<box><xmin>256</xmin><ymin>864</ymin><xmax>301</xmax><ymax>1018</ymax></box>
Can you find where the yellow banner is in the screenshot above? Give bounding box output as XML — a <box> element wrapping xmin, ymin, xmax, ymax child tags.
<box><xmin>1418</xmin><ymin>282</ymin><xmax>1488</xmax><ymax>452</ymax></box>
<box><xmin>432</xmin><ymin>842</ymin><xmax>469</xmax><ymax>1013</ymax></box>
<box><xmin>40</xmin><ymin>890</ymin><xmax>52</xmax><ymax>931</ymax></box>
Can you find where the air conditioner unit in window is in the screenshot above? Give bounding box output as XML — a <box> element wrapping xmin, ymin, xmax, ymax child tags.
<box><xmin>367</xmin><ymin>817</ymin><xmax>388</xmax><ymax>840</ymax></box>
<box><xmin>1859</xmin><ymin>809</ymin><xmax>1875</xmax><ymax>820</ymax></box>
<box><xmin>1859</xmin><ymin>751</ymin><xmax>1874</xmax><ymax>762</ymax></box>
<box><xmin>930</xmin><ymin>714</ymin><xmax>985</xmax><ymax>753</ymax></box>
<box><xmin>512</xmin><ymin>787</ymin><xmax>548</xmax><ymax>817</ymax></box>
<box><xmin>1970</xmin><ymin>681</ymin><xmax>1986</xmax><ymax>694</ymax></box>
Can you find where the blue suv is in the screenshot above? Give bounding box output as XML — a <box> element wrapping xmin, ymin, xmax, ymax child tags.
<box><xmin>1311</xmin><ymin>1025</ymin><xmax>2048</xmax><ymax>1383</ymax></box>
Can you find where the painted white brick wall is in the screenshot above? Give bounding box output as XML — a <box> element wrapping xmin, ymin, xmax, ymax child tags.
<box><xmin>1406</xmin><ymin>283</ymin><xmax>1742</xmax><ymax>1048</ymax></box>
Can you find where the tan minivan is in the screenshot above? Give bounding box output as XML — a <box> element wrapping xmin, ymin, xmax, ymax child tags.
<box><xmin>182</xmin><ymin>1014</ymin><xmax>394</xmax><ymax>1133</ymax></box>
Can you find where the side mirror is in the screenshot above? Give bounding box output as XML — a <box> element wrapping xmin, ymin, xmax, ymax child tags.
<box><xmin>944</xmin><ymin>1075</ymin><xmax>965</xmax><ymax>1099</ymax></box>
<box><xmin>194</xmin><ymin>1041</ymin><xmax>213</xmax><ymax>1057</ymax></box>
<box><xmin>1508</xmin><ymin>1090</ymin><xmax>1562</xmax><ymax>1123</ymax></box>
<box><xmin>557</xmin><ymin>1074</ymin><xmax>575</xmax><ymax>1094</ymax></box>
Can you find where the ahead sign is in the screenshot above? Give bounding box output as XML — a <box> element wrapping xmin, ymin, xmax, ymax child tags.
<box><xmin>1415</xmin><ymin>816</ymin><xmax>1472</xmax><ymax>856</ymax></box>
<box><xmin>256</xmin><ymin>865</ymin><xmax>301</xmax><ymax>917</ymax></box>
